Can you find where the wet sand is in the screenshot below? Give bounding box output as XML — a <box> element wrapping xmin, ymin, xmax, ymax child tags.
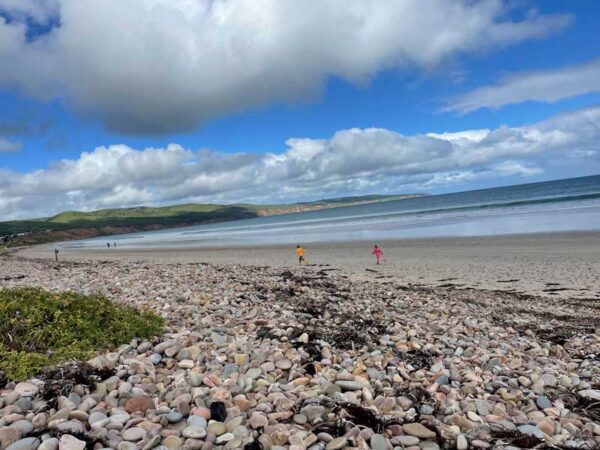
<box><xmin>19</xmin><ymin>231</ymin><xmax>600</xmax><ymax>299</ymax></box>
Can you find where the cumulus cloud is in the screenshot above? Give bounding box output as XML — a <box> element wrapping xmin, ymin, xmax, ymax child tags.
<box><xmin>1</xmin><ymin>105</ymin><xmax>598</xmax><ymax>220</ymax></box>
<box><xmin>0</xmin><ymin>0</ymin><xmax>570</xmax><ymax>134</ymax></box>
<box><xmin>446</xmin><ymin>58</ymin><xmax>600</xmax><ymax>113</ymax></box>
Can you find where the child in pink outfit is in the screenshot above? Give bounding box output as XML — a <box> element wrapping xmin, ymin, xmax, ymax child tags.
<box><xmin>372</xmin><ymin>244</ymin><xmax>384</xmax><ymax>265</ymax></box>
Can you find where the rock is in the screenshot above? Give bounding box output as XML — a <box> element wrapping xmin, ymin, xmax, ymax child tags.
<box><xmin>122</xmin><ymin>427</ymin><xmax>146</xmax><ymax>441</ymax></box>
<box><xmin>207</xmin><ymin>422</ymin><xmax>227</xmax><ymax>436</ymax></box>
<box><xmin>188</xmin><ymin>416</ymin><xmax>208</xmax><ymax>429</ymax></box>
<box><xmin>579</xmin><ymin>390</ymin><xmax>600</xmax><ymax>401</ymax></box>
<box><xmin>210</xmin><ymin>402</ymin><xmax>227</xmax><ymax>422</ymax></box>
<box><xmin>334</xmin><ymin>380</ymin><xmax>363</xmax><ymax>391</ymax></box>
<box><xmin>7</xmin><ymin>437</ymin><xmax>40</xmax><ymax>450</ymax></box>
<box><xmin>517</xmin><ymin>425</ymin><xmax>544</xmax><ymax>439</ymax></box>
<box><xmin>456</xmin><ymin>434</ymin><xmax>468</xmax><ymax>450</ymax></box>
<box><xmin>143</xmin><ymin>436</ymin><xmax>161</xmax><ymax>450</ymax></box>
<box><xmin>536</xmin><ymin>396</ymin><xmax>552</xmax><ymax>409</ymax></box>
<box><xmin>293</xmin><ymin>414</ymin><xmax>307</xmax><ymax>425</ymax></box>
<box><xmin>124</xmin><ymin>396</ymin><xmax>154</xmax><ymax>414</ymax></box>
<box><xmin>88</xmin><ymin>412</ymin><xmax>107</xmax><ymax>425</ymax></box>
<box><xmin>58</xmin><ymin>435</ymin><xmax>86</xmax><ymax>450</ymax></box>
<box><xmin>270</xmin><ymin>428</ymin><xmax>290</xmax><ymax>446</ymax></box>
<box><xmin>38</xmin><ymin>438</ymin><xmax>59</xmax><ymax>450</ymax></box>
<box><xmin>14</xmin><ymin>383</ymin><xmax>38</xmax><ymax>397</ymax></box>
<box><xmin>370</xmin><ymin>434</ymin><xmax>387</xmax><ymax>450</ymax></box>
<box><xmin>0</xmin><ymin>428</ymin><xmax>22</xmax><ymax>448</ymax></box>
<box><xmin>245</xmin><ymin>369</ymin><xmax>262</xmax><ymax>380</ymax></box>
<box><xmin>10</xmin><ymin>420</ymin><xmax>33</xmax><ymax>436</ymax></box>
<box><xmin>215</xmin><ymin>433</ymin><xmax>235</xmax><ymax>444</ymax></box>
<box><xmin>475</xmin><ymin>399</ymin><xmax>490</xmax><ymax>416</ymax></box>
<box><xmin>249</xmin><ymin>412</ymin><xmax>269</xmax><ymax>429</ymax></box>
<box><xmin>275</xmin><ymin>359</ymin><xmax>292</xmax><ymax>370</ymax></box>
<box><xmin>420</xmin><ymin>442</ymin><xmax>440</xmax><ymax>450</ymax></box>
<box><xmin>325</xmin><ymin>437</ymin><xmax>347</xmax><ymax>450</ymax></box>
<box><xmin>403</xmin><ymin>423</ymin><xmax>436</xmax><ymax>439</ymax></box>
<box><xmin>56</xmin><ymin>421</ymin><xmax>84</xmax><ymax>435</ymax></box>
<box><xmin>393</xmin><ymin>435</ymin><xmax>419</xmax><ymax>446</ymax></box>
<box><xmin>183</xmin><ymin>427</ymin><xmax>208</xmax><ymax>439</ymax></box>
<box><xmin>163</xmin><ymin>436</ymin><xmax>183</xmax><ymax>450</ymax></box>
<box><xmin>166</xmin><ymin>411</ymin><xmax>183</xmax><ymax>423</ymax></box>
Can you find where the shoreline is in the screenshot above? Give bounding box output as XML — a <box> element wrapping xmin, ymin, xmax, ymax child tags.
<box><xmin>19</xmin><ymin>231</ymin><xmax>600</xmax><ymax>299</ymax></box>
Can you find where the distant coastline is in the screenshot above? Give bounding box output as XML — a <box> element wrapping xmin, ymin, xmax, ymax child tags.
<box><xmin>0</xmin><ymin>193</ymin><xmax>426</xmax><ymax>246</ymax></box>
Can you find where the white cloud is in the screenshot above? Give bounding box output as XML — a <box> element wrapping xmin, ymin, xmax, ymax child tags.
<box><xmin>0</xmin><ymin>137</ymin><xmax>21</xmax><ymax>152</ymax></box>
<box><xmin>1</xmin><ymin>105</ymin><xmax>598</xmax><ymax>220</ymax></box>
<box><xmin>446</xmin><ymin>58</ymin><xmax>600</xmax><ymax>113</ymax></box>
<box><xmin>0</xmin><ymin>0</ymin><xmax>570</xmax><ymax>134</ymax></box>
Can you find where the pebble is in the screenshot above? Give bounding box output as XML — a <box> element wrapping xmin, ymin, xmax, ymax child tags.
<box><xmin>536</xmin><ymin>396</ymin><xmax>552</xmax><ymax>409</ymax></box>
<box><xmin>370</xmin><ymin>433</ymin><xmax>387</xmax><ymax>450</ymax></box>
<box><xmin>182</xmin><ymin>427</ymin><xmax>207</xmax><ymax>439</ymax></box>
<box><xmin>0</xmin><ymin>428</ymin><xmax>22</xmax><ymax>448</ymax></box>
<box><xmin>14</xmin><ymin>383</ymin><xmax>38</xmax><ymax>398</ymax></box>
<box><xmin>6</xmin><ymin>437</ymin><xmax>41</xmax><ymax>450</ymax></box>
<box><xmin>403</xmin><ymin>423</ymin><xmax>436</xmax><ymax>439</ymax></box>
<box><xmin>10</xmin><ymin>420</ymin><xmax>33</xmax><ymax>435</ymax></box>
<box><xmin>517</xmin><ymin>425</ymin><xmax>545</xmax><ymax>439</ymax></box>
<box><xmin>58</xmin><ymin>435</ymin><xmax>86</xmax><ymax>450</ymax></box>
<box><xmin>456</xmin><ymin>434</ymin><xmax>468</xmax><ymax>450</ymax></box>
<box><xmin>334</xmin><ymin>380</ymin><xmax>363</xmax><ymax>391</ymax></box>
<box><xmin>206</xmin><ymin>422</ymin><xmax>227</xmax><ymax>436</ymax></box>
<box><xmin>325</xmin><ymin>437</ymin><xmax>347</xmax><ymax>450</ymax></box>
<box><xmin>122</xmin><ymin>427</ymin><xmax>146</xmax><ymax>441</ymax></box>
<box><xmin>215</xmin><ymin>432</ymin><xmax>235</xmax><ymax>444</ymax></box>
<box><xmin>38</xmin><ymin>438</ymin><xmax>59</xmax><ymax>450</ymax></box>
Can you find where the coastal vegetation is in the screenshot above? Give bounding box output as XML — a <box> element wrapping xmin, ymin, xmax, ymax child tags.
<box><xmin>0</xmin><ymin>194</ymin><xmax>424</xmax><ymax>246</ymax></box>
<box><xmin>0</xmin><ymin>287</ymin><xmax>163</xmax><ymax>380</ymax></box>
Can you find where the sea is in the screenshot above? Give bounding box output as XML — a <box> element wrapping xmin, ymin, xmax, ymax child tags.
<box><xmin>63</xmin><ymin>175</ymin><xmax>600</xmax><ymax>250</ymax></box>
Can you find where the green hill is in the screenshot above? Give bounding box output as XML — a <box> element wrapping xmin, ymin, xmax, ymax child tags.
<box><xmin>0</xmin><ymin>193</ymin><xmax>425</xmax><ymax>246</ymax></box>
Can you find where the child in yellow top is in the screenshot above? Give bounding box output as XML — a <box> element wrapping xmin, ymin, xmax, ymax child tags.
<box><xmin>295</xmin><ymin>245</ymin><xmax>306</xmax><ymax>265</ymax></box>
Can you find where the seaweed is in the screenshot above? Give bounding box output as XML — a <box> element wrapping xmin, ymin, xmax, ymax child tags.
<box><xmin>396</xmin><ymin>349</ymin><xmax>435</xmax><ymax>370</ymax></box>
<box><xmin>312</xmin><ymin>400</ymin><xmax>402</xmax><ymax>435</ymax></box>
<box><xmin>491</xmin><ymin>429</ymin><xmax>543</xmax><ymax>448</ymax></box>
<box><xmin>256</xmin><ymin>327</ymin><xmax>277</xmax><ymax>340</ymax></box>
<box><xmin>28</xmin><ymin>428</ymin><xmax>106</xmax><ymax>450</ymax></box>
<box><xmin>557</xmin><ymin>390</ymin><xmax>600</xmax><ymax>422</ymax></box>
<box><xmin>37</xmin><ymin>362</ymin><xmax>116</xmax><ymax>408</ymax></box>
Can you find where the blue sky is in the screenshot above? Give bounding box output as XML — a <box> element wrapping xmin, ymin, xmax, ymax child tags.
<box><xmin>0</xmin><ymin>0</ymin><xmax>599</xmax><ymax>219</ymax></box>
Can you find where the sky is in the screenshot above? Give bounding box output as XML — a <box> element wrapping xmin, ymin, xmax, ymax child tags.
<box><xmin>0</xmin><ymin>0</ymin><xmax>599</xmax><ymax>220</ymax></box>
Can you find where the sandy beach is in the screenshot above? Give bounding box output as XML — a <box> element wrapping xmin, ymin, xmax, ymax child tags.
<box><xmin>20</xmin><ymin>231</ymin><xmax>600</xmax><ymax>299</ymax></box>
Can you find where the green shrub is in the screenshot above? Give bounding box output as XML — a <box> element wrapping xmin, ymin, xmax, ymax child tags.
<box><xmin>0</xmin><ymin>287</ymin><xmax>163</xmax><ymax>380</ymax></box>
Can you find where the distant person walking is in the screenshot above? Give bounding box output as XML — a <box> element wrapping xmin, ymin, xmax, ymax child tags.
<box><xmin>296</xmin><ymin>245</ymin><xmax>307</xmax><ymax>265</ymax></box>
<box><xmin>114</xmin><ymin>242</ymin><xmax>117</xmax><ymax>248</ymax></box>
<box><xmin>54</xmin><ymin>248</ymin><xmax>59</xmax><ymax>262</ymax></box>
<box><xmin>372</xmin><ymin>244</ymin><xmax>384</xmax><ymax>265</ymax></box>
<box><xmin>107</xmin><ymin>242</ymin><xmax>110</xmax><ymax>248</ymax></box>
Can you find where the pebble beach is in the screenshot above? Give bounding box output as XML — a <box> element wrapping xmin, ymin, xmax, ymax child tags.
<box><xmin>0</xmin><ymin>249</ymin><xmax>599</xmax><ymax>450</ymax></box>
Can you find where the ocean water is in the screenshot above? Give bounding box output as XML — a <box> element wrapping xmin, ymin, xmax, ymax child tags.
<box><xmin>64</xmin><ymin>175</ymin><xmax>600</xmax><ymax>249</ymax></box>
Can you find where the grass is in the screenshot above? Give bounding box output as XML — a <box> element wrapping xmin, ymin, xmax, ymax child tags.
<box><xmin>0</xmin><ymin>287</ymin><xmax>164</xmax><ymax>380</ymax></box>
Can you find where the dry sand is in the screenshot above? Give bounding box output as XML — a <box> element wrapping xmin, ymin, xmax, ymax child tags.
<box><xmin>19</xmin><ymin>231</ymin><xmax>600</xmax><ymax>299</ymax></box>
